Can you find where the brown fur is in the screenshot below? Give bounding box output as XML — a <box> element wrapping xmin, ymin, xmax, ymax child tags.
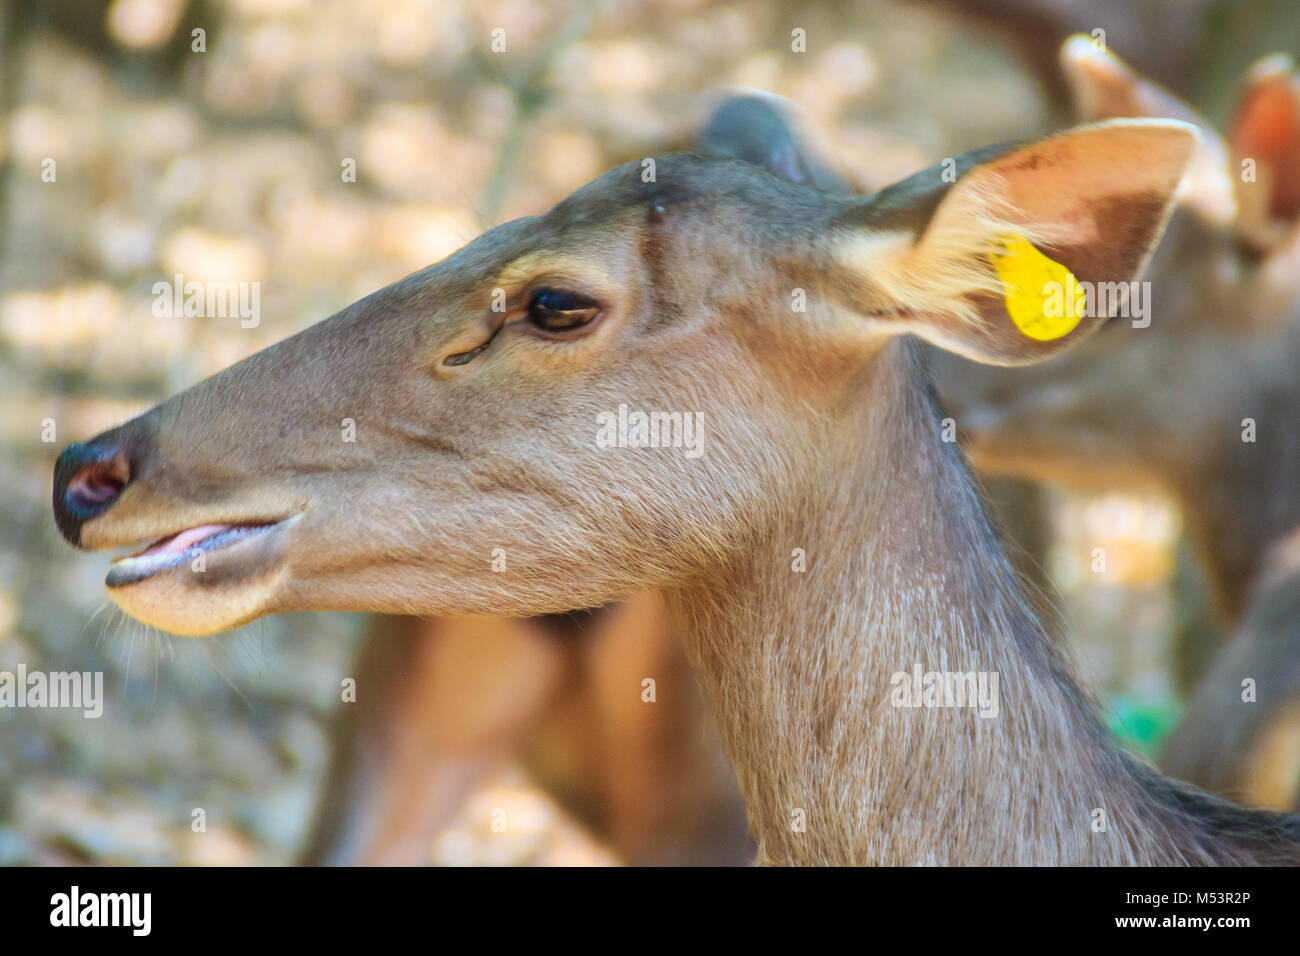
<box><xmin>671</xmin><ymin>338</ymin><xmax>1300</xmax><ymax>864</ymax></box>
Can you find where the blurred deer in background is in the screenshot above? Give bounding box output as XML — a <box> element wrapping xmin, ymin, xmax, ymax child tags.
<box><xmin>952</xmin><ymin>0</ymin><xmax>1215</xmax><ymax>94</ymax></box>
<box><xmin>300</xmin><ymin>94</ymin><xmax>845</xmax><ymax>866</ymax></box>
<box><xmin>300</xmin><ymin>596</ymin><xmax>750</xmax><ymax>865</ymax></box>
<box><xmin>936</xmin><ymin>38</ymin><xmax>1300</xmax><ymax>810</ymax></box>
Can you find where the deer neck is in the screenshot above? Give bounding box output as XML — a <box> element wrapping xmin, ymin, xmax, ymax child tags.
<box><xmin>667</xmin><ymin>338</ymin><xmax>1201</xmax><ymax>866</ymax></box>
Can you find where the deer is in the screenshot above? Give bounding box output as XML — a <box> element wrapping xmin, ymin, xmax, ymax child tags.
<box><xmin>933</xmin><ymin>37</ymin><xmax>1300</xmax><ymax>812</ymax></box>
<box><xmin>299</xmin><ymin>94</ymin><xmax>837</xmax><ymax>867</ymax></box>
<box><xmin>51</xmin><ymin>88</ymin><xmax>1300</xmax><ymax>861</ymax></box>
<box><xmin>300</xmin><ymin>594</ymin><xmax>751</xmax><ymax>865</ymax></box>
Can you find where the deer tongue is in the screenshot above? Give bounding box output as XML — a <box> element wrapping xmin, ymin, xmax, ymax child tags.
<box><xmin>138</xmin><ymin>524</ymin><xmax>231</xmax><ymax>558</ymax></box>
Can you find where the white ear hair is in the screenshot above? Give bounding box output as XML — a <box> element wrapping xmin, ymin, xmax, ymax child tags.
<box><xmin>829</xmin><ymin>119</ymin><xmax>1199</xmax><ymax>366</ymax></box>
<box><xmin>836</xmin><ymin>120</ymin><xmax>1198</xmax><ymax>330</ymax></box>
<box><xmin>836</xmin><ymin>178</ymin><xmax>1061</xmax><ymax>329</ymax></box>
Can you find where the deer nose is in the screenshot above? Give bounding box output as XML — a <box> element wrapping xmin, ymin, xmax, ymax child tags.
<box><xmin>53</xmin><ymin>440</ymin><xmax>133</xmax><ymax>546</ymax></box>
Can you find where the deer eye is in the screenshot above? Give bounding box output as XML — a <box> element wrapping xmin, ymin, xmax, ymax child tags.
<box><xmin>527</xmin><ymin>287</ymin><xmax>600</xmax><ymax>333</ymax></box>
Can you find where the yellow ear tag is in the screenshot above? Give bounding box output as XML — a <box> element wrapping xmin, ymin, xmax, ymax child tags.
<box><xmin>987</xmin><ymin>233</ymin><xmax>1085</xmax><ymax>341</ymax></box>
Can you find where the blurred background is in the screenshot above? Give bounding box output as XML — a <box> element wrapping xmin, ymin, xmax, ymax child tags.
<box><xmin>2</xmin><ymin>0</ymin><xmax>1298</xmax><ymax>865</ymax></box>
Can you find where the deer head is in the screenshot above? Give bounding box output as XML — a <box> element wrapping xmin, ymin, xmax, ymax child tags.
<box><xmin>52</xmin><ymin>104</ymin><xmax>1197</xmax><ymax>637</ymax></box>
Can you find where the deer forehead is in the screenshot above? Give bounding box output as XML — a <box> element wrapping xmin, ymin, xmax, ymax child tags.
<box><xmin>399</xmin><ymin>157</ymin><xmax>842</xmax><ymax>323</ymax></box>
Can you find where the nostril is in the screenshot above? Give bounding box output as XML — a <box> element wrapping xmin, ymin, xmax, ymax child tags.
<box><xmin>61</xmin><ymin>445</ymin><xmax>132</xmax><ymax>517</ymax></box>
<box><xmin>53</xmin><ymin>439</ymin><xmax>135</xmax><ymax>546</ymax></box>
<box><xmin>67</xmin><ymin>461</ymin><xmax>129</xmax><ymax>509</ymax></box>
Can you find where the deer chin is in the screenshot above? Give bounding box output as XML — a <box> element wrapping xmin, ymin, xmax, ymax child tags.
<box><xmin>104</xmin><ymin>515</ymin><xmax>298</xmax><ymax>636</ymax></box>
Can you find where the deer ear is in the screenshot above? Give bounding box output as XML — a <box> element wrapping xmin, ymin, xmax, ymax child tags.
<box><xmin>831</xmin><ymin>119</ymin><xmax>1199</xmax><ymax>366</ymax></box>
<box><xmin>696</xmin><ymin>93</ymin><xmax>849</xmax><ymax>193</ymax></box>
<box><xmin>1059</xmin><ymin>34</ymin><xmax>1234</xmax><ymax>226</ymax></box>
<box><xmin>1230</xmin><ymin>55</ymin><xmax>1300</xmax><ymax>253</ymax></box>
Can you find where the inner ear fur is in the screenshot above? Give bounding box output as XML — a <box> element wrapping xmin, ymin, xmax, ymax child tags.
<box><xmin>830</xmin><ymin>119</ymin><xmax>1200</xmax><ymax>366</ymax></box>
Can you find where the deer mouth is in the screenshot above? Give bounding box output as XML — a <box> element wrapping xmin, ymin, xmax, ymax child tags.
<box><xmin>106</xmin><ymin>521</ymin><xmax>286</xmax><ymax>588</ymax></box>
